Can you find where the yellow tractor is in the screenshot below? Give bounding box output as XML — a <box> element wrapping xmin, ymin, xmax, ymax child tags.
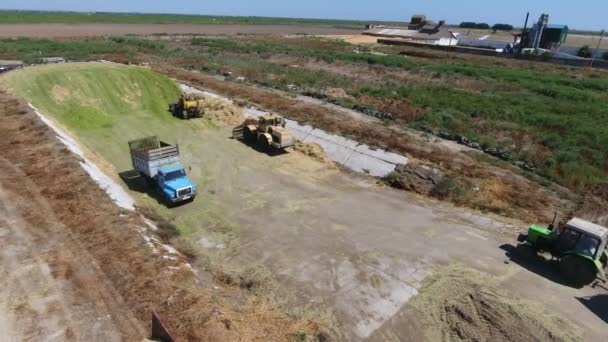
<box><xmin>169</xmin><ymin>94</ymin><xmax>204</xmax><ymax>119</ymax></box>
<box><xmin>233</xmin><ymin>115</ymin><xmax>296</xmax><ymax>151</ymax></box>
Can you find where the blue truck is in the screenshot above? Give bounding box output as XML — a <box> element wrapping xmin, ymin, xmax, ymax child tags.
<box><xmin>128</xmin><ymin>136</ymin><xmax>197</xmax><ymax>205</ymax></box>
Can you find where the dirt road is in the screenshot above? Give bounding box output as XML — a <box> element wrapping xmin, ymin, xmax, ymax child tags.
<box><xmin>0</xmin><ymin>24</ymin><xmax>359</xmax><ymax>38</ymax></box>
<box><xmin>0</xmin><ymin>157</ymin><xmax>144</xmax><ymax>341</ymax></box>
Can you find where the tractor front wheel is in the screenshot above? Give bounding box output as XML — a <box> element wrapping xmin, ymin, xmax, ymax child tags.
<box><xmin>559</xmin><ymin>255</ymin><xmax>597</xmax><ymax>288</ymax></box>
<box><xmin>243</xmin><ymin>127</ymin><xmax>255</xmax><ymax>143</ymax></box>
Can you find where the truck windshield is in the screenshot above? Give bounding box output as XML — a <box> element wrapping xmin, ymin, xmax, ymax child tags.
<box><xmin>164</xmin><ymin>169</ymin><xmax>186</xmax><ymax>181</ymax></box>
<box><xmin>574</xmin><ymin>234</ymin><xmax>600</xmax><ymax>258</ymax></box>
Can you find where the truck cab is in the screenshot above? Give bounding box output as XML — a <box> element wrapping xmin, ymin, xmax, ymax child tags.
<box><xmin>157</xmin><ymin>163</ymin><xmax>197</xmax><ymax>204</ymax></box>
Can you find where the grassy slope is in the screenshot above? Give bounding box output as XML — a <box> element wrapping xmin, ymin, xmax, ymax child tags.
<box><xmin>2</xmin><ymin>62</ymin><xmax>181</xmax><ymax>168</ymax></box>
<box><xmin>0</xmin><ymin>62</ymin><xmax>234</xmax><ymax>237</ymax></box>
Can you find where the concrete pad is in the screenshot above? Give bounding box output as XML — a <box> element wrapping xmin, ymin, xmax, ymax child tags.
<box><xmin>344</xmin><ymin>151</ymin><xmax>398</xmax><ymax>177</ymax></box>
<box><xmin>334</xmin><ymin>265</ymin><xmax>418</xmax><ymax>339</ymax></box>
<box><xmin>355</xmin><ymin>144</ymin><xmax>408</xmax><ymax>165</ymax></box>
<box><xmin>303</xmin><ymin>135</ymin><xmax>354</xmax><ymax>164</ymax></box>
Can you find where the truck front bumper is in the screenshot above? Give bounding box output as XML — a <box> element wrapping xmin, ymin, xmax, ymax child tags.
<box><xmin>170</xmin><ymin>192</ymin><xmax>197</xmax><ymax>203</ymax></box>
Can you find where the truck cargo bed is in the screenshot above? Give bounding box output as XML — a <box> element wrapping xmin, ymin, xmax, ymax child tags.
<box><xmin>129</xmin><ymin>136</ymin><xmax>180</xmax><ymax>179</ymax></box>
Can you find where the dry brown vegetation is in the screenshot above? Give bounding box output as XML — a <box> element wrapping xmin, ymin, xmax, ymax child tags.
<box><xmin>410</xmin><ymin>264</ymin><xmax>582</xmax><ymax>342</ymax></box>
<box><xmin>356</xmin><ymin>95</ymin><xmax>427</xmax><ymax>123</ymax></box>
<box><xmin>0</xmin><ymin>90</ymin><xmax>320</xmax><ymax>341</ymax></box>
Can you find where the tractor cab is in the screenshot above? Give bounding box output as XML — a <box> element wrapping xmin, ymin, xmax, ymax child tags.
<box><xmin>555</xmin><ymin>218</ymin><xmax>608</xmax><ymax>259</ymax></box>
<box><xmin>258</xmin><ymin>115</ymin><xmax>286</xmax><ymax>133</ymax></box>
<box><xmin>518</xmin><ymin>217</ymin><xmax>608</xmax><ymax>287</ymax></box>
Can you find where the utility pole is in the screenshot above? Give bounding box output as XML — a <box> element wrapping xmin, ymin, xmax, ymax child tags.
<box><xmin>446</xmin><ymin>30</ymin><xmax>455</xmax><ymax>58</ymax></box>
<box><xmin>519</xmin><ymin>12</ymin><xmax>530</xmax><ymax>54</ymax></box>
<box><xmin>596</xmin><ymin>30</ymin><xmax>605</xmax><ymax>50</ymax></box>
<box><xmin>591</xmin><ymin>30</ymin><xmax>605</xmax><ymax>68</ymax></box>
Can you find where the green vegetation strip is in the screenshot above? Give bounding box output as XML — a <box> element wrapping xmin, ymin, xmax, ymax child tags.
<box><xmin>0</xmin><ymin>10</ymin><xmax>402</xmax><ymax>27</ymax></box>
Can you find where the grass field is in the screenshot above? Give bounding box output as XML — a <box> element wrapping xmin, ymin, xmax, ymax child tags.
<box><xmin>180</xmin><ymin>36</ymin><xmax>608</xmax><ymax>190</ymax></box>
<box><xmin>0</xmin><ymin>10</ymin><xmax>401</xmax><ymax>28</ymax></box>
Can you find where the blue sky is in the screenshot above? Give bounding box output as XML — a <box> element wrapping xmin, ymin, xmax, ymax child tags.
<box><xmin>1</xmin><ymin>0</ymin><xmax>605</xmax><ymax>30</ymax></box>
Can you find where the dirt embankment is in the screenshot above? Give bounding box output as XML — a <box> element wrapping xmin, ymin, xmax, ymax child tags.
<box><xmin>151</xmin><ymin>64</ymin><xmax>574</xmax><ymax>224</ymax></box>
<box><xmin>0</xmin><ymin>90</ymin><xmax>318</xmax><ymax>341</ymax></box>
<box><xmin>573</xmin><ymin>183</ymin><xmax>608</xmax><ymax>227</ymax></box>
<box><xmin>410</xmin><ymin>265</ymin><xmax>582</xmax><ymax>342</ymax></box>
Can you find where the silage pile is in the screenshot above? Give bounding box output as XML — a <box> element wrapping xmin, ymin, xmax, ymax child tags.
<box><xmin>184</xmin><ymin>93</ymin><xmax>244</xmax><ymax>126</ymax></box>
<box><xmin>410</xmin><ymin>264</ymin><xmax>581</xmax><ymax>342</ymax></box>
<box><xmin>292</xmin><ymin>141</ymin><xmax>335</xmax><ymax>166</ymax></box>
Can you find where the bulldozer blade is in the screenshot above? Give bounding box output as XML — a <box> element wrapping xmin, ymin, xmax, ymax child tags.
<box><xmin>232</xmin><ymin>127</ymin><xmax>244</xmax><ymax>139</ymax></box>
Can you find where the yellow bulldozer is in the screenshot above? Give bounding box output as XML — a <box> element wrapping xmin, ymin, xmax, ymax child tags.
<box><xmin>232</xmin><ymin>115</ymin><xmax>296</xmax><ymax>151</ymax></box>
<box><xmin>169</xmin><ymin>94</ymin><xmax>204</xmax><ymax>120</ymax></box>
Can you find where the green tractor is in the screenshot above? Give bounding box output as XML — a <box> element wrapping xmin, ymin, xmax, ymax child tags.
<box><xmin>517</xmin><ymin>217</ymin><xmax>608</xmax><ymax>287</ymax></box>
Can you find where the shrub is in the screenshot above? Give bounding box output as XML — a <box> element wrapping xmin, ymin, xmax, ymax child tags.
<box><xmin>492</xmin><ymin>24</ymin><xmax>514</xmax><ymax>31</ymax></box>
<box><xmin>603</xmin><ymin>51</ymin><xmax>608</xmax><ymax>61</ymax></box>
<box><xmin>459</xmin><ymin>22</ymin><xmax>477</xmax><ymax>29</ymax></box>
<box><xmin>110</xmin><ymin>36</ymin><xmax>165</xmax><ymax>51</ymax></box>
<box><xmin>431</xmin><ymin>176</ymin><xmax>466</xmax><ymax>201</ymax></box>
<box><xmin>459</xmin><ymin>22</ymin><xmax>490</xmax><ymax>30</ymax></box>
<box><xmin>171</xmin><ymin>238</ymin><xmax>199</xmax><ymax>261</ymax></box>
<box><xmin>577</xmin><ymin>45</ymin><xmax>593</xmax><ymax>58</ymax></box>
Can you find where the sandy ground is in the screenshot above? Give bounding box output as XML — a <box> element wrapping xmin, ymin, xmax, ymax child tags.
<box><xmin>0</xmin><ymin>24</ymin><xmax>360</xmax><ymax>38</ymax></box>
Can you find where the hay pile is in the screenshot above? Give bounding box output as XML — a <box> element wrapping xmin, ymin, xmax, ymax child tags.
<box><xmin>410</xmin><ymin>264</ymin><xmax>581</xmax><ymax>342</ymax></box>
<box><xmin>185</xmin><ymin>93</ymin><xmax>244</xmax><ymax>126</ymax></box>
<box><xmin>293</xmin><ymin>141</ymin><xmax>334</xmax><ymax>165</ymax></box>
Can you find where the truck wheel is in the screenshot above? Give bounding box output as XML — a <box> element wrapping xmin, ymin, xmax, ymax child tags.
<box><xmin>559</xmin><ymin>255</ymin><xmax>597</xmax><ymax>288</ymax></box>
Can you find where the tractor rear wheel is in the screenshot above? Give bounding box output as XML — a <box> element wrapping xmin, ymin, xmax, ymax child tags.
<box><xmin>258</xmin><ymin>135</ymin><xmax>270</xmax><ymax>151</ymax></box>
<box><xmin>559</xmin><ymin>255</ymin><xmax>597</xmax><ymax>288</ymax></box>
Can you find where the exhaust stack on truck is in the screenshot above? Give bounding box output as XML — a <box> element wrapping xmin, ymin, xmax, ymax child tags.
<box><xmin>128</xmin><ymin>136</ymin><xmax>197</xmax><ymax>205</ymax></box>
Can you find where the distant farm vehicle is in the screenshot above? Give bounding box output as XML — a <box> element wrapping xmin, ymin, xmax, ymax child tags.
<box><xmin>517</xmin><ymin>217</ymin><xmax>608</xmax><ymax>287</ymax></box>
<box><xmin>169</xmin><ymin>94</ymin><xmax>204</xmax><ymax>119</ymax></box>
<box><xmin>232</xmin><ymin>115</ymin><xmax>296</xmax><ymax>151</ymax></box>
<box><xmin>129</xmin><ymin>136</ymin><xmax>197</xmax><ymax>205</ymax></box>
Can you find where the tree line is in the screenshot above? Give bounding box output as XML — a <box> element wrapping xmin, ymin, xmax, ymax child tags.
<box><xmin>459</xmin><ymin>22</ymin><xmax>514</xmax><ymax>31</ymax></box>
